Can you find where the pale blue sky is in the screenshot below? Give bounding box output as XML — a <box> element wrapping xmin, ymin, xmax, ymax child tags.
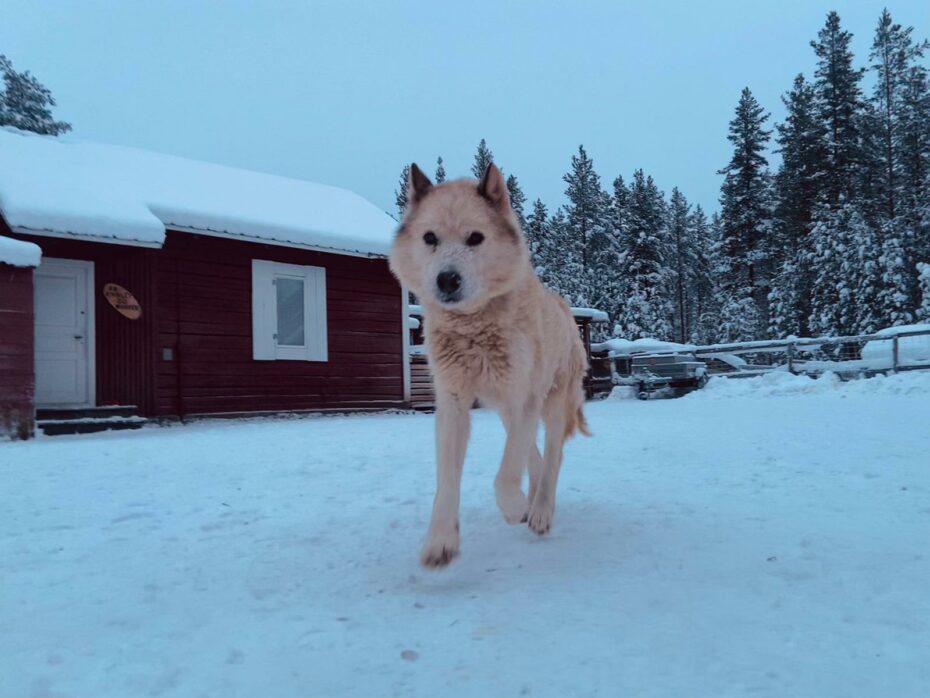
<box><xmin>2</xmin><ymin>1</ymin><xmax>928</xmax><ymax>217</ymax></box>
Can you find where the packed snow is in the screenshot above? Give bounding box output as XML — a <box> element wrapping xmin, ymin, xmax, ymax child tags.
<box><xmin>2</xmin><ymin>373</ymin><xmax>929</xmax><ymax>697</ymax></box>
<box><xmin>0</xmin><ymin>127</ymin><xmax>396</xmax><ymax>256</ymax></box>
<box><xmin>0</xmin><ymin>234</ymin><xmax>41</xmax><ymax>267</ymax></box>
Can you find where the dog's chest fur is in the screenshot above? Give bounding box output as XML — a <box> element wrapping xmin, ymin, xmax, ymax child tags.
<box><xmin>426</xmin><ymin>310</ymin><xmax>515</xmax><ymax>396</ymax></box>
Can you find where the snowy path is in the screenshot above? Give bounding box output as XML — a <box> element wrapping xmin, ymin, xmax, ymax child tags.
<box><xmin>2</xmin><ymin>373</ymin><xmax>929</xmax><ymax>697</ymax></box>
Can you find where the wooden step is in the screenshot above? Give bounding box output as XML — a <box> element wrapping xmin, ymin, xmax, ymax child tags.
<box><xmin>36</xmin><ymin>406</ymin><xmax>147</xmax><ymax>436</ymax></box>
<box><xmin>36</xmin><ymin>405</ymin><xmax>140</xmax><ymax>421</ymax></box>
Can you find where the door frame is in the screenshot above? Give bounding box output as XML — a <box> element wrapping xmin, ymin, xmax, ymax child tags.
<box><xmin>35</xmin><ymin>257</ymin><xmax>97</xmax><ymax>408</ymax></box>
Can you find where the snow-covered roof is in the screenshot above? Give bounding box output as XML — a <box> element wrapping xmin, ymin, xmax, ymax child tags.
<box><xmin>0</xmin><ymin>127</ymin><xmax>396</xmax><ymax>257</ymax></box>
<box><xmin>0</xmin><ymin>234</ymin><xmax>41</xmax><ymax>267</ymax></box>
<box><xmin>570</xmin><ymin>307</ymin><xmax>609</xmax><ymax>322</ymax></box>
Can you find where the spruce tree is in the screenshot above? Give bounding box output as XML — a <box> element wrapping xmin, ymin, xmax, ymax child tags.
<box><xmin>506</xmin><ymin>174</ymin><xmax>526</xmax><ymax>229</ymax></box>
<box><xmin>877</xmin><ymin>219</ymin><xmax>915</xmax><ymax>327</ymax></box>
<box><xmin>613</xmin><ymin>170</ymin><xmax>672</xmax><ymax>340</ymax></box>
<box><xmin>562</xmin><ymin>145</ymin><xmax>607</xmax><ymax>275</ymax></box>
<box><xmin>688</xmin><ymin>205</ymin><xmax>717</xmax><ymax>342</ymax></box>
<box><xmin>917</xmin><ymin>262</ymin><xmax>930</xmax><ymax>322</ymax></box>
<box><xmin>868</xmin><ymin>9</ymin><xmax>913</xmax><ymax>220</ymax></box>
<box><xmin>811</xmin><ymin>11</ymin><xmax>866</xmax><ymax>205</ymax></box>
<box><xmin>807</xmin><ymin>202</ymin><xmax>863</xmax><ymax>336</ymax></box>
<box><xmin>667</xmin><ymin>188</ymin><xmax>695</xmax><ymax>342</ymax></box>
<box><xmin>395</xmin><ymin>164</ymin><xmax>410</xmax><ymax>217</ymax></box>
<box><xmin>434</xmin><ymin>156</ymin><xmax>446</xmax><ymax>184</ymax></box>
<box><xmin>610</xmin><ymin>175</ymin><xmax>630</xmax><ymax>240</ymax></box>
<box><xmin>768</xmin><ymin>74</ymin><xmax>825</xmax><ymax>337</ymax></box>
<box><xmin>524</xmin><ymin>198</ymin><xmax>548</xmax><ymax>271</ymax></box>
<box><xmin>717</xmin><ymin>87</ymin><xmax>772</xmax><ymax>338</ymax></box>
<box><xmin>471</xmin><ymin>139</ymin><xmax>494</xmax><ymax>179</ymax></box>
<box><xmin>0</xmin><ymin>55</ymin><xmax>71</xmax><ymax>136</ymax></box>
<box><xmin>538</xmin><ymin>208</ymin><xmax>586</xmax><ymax>304</ymax></box>
<box><xmin>894</xmin><ymin>34</ymin><xmax>930</xmax><ymax>278</ymax></box>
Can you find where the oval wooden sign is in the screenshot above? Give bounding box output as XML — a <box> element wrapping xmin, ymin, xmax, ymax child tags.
<box><xmin>103</xmin><ymin>283</ymin><xmax>142</xmax><ymax>320</ymax></box>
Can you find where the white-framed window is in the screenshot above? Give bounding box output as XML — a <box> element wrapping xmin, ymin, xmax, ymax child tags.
<box><xmin>252</xmin><ymin>259</ymin><xmax>328</xmax><ymax>361</ymax></box>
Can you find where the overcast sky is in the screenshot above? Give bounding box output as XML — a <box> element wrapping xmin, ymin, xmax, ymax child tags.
<box><xmin>2</xmin><ymin>1</ymin><xmax>928</xmax><ymax>218</ymax></box>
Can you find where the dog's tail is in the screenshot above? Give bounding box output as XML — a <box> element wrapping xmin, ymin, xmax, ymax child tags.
<box><xmin>566</xmin><ymin>405</ymin><xmax>591</xmax><ymax>439</ymax></box>
<box><xmin>564</xmin><ymin>336</ymin><xmax>592</xmax><ymax>440</ymax></box>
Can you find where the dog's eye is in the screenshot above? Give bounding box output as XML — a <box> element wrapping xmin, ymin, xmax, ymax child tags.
<box><xmin>423</xmin><ymin>231</ymin><xmax>438</xmax><ymax>247</ymax></box>
<box><xmin>466</xmin><ymin>231</ymin><xmax>485</xmax><ymax>247</ymax></box>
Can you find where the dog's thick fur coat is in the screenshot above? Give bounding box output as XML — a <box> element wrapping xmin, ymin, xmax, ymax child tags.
<box><xmin>389</xmin><ymin>163</ymin><xmax>589</xmax><ymax>568</ymax></box>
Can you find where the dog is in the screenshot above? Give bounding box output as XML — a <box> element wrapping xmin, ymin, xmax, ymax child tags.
<box><xmin>389</xmin><ymin>162</ymin><xmax>590</xmax><ymax>568</ymax></box>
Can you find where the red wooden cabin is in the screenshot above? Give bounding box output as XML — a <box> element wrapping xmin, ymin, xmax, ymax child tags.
<box><xmin>0</xmin><ymin>129</ymin><xmax>409</xmax><ymax>437</ymax></box>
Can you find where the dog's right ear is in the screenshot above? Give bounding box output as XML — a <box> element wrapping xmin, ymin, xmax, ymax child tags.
<box><xmin>407</xmin><ymin>163</ymin><xmax>433</xmax><ymax>208</ymax></box>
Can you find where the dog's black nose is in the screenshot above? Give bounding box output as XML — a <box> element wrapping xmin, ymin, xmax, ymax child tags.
<box><xmin>436</xmin><ymin>270</ymin><xmax>462</xmax><ymax>296</ymax></box>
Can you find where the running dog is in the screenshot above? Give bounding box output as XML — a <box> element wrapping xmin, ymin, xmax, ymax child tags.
<box><xmin>389</xmin><ymin>163</ymin><xmax>589</xmax><ymax>568</ymax></box>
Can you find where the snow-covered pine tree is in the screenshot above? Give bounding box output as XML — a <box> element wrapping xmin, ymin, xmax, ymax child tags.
<box><xmin>471</xmin><ymin>139</ymin><xmax>494</xmax><ymax>179</ymax></box>
<box><xmin>687</xmin><ymin>205</ymin><xmax>717</xmax><ymax>343</ymax></box>
<box><xmin>807</xmin><ymin>201</ymin><xmax>863</xmax><ymax>337</ymax></box>
<box><xmin>610</xmin><ymin>175</ymin><xmax>630</xmax><ymax>240</ymax></box>
<box><xmin>524</xmin><ymin>198</ymin><xmax>548</xmax><ymax>272</ymax></box>
<box><xmin>892</xmin><ymin>24</ymin><xmax>930</xmax><ymax>303</ymax></box>
<box><xmin>562</xmin><ymin>145</ymin><xmax>608</xmax><ymax>280</ymax></box>
<box><xmin>768</xmin><ymin>74</ymin><xmax>825</xmax><ymax>338</ymax></box>
<box><xmin>612</xmin><ymin>169</ymin><xmax>672</xmax><ymax>340</ymax></box>
<box><xmin>877</xmin><ymin>218</ymin><xmax>915</xmax><ymax>327</ymax></box>
<box><xmin>854</xmin><ymin>214</ymin><xmax>885</xmax><ymax>335</ymax></box>
<box><xmin>811</xmin><ymin>11</ymin><xmax>866</xmax><ymax>206</ymax></box>
<box><xmin>0</xmin><ymin>55</ymin><xmax>71</xmax><ymax>136</ymax></box>
<box><xmin>897</xmin><ymin>63</ymin><xmax>930</xmax><ymax>267</ymax></box>
<box><xmin>717</xmin><ymin>87</ymin><xmax>772</xmax><ymax>339</ymax></box>
<box><xmin>864</xmin><ymin>10</ymin><xmax>930</xmax><ymax>317</ymax></box>
<box><xmin>506</xmin><ymin>174</ymin><xmax>526</xmax><ymax>230</ymax></box>
<box><xmin>868</xmin><ymin>9</ymin><xmax>916</xmax><ymax>221</ymax></box>
<box><xmin>537</xmin><ymin>207</ymin><xmax>586</xmax><ymax>305</ymax></box>
<box><xmin>693</xmin><ymin>213</ymin><xmax>726</xmax><ymax>343</ymax></box>
<box><xmin>716</xmin><ymin>295</ymin><xmax>763</xmax><ymax>345</ymax></box>
<box><xmin>434</xmin><ymin>156</ymin><xmax>446</xmax><ymax>184</ymax></box>
<box><xmin>917</xmin><ymin>262</ymin><xmax>930</xmax><ymax>322</ymax></box>
<box><xmin>667</xmin><ymin>188</ymin><xmax>696</xmax><ymax>342</ymax></box>
<box><xmin>395</xmin><ymin>164</ymin><xmax>410</xmax><ymax>216</ymax></box>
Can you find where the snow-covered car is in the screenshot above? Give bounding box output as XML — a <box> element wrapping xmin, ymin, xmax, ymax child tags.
<box><xmin>631</xmin><ymin>352</ymin><xmax>709</xmax><ymax>399</ymax></box>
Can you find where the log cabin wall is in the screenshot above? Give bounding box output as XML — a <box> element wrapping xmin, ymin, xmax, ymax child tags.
<box><xmin>154</xmin><ymin>231</ymin><xmax>404</xmax><ymax>416</ymax></box>
<box><xmin>0</xmin><ymin>262</ymin><xmax>35</xmax><ymax>438</ymax></box>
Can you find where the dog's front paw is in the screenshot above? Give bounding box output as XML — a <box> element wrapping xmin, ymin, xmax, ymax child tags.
<box><xmin>527</xmin><ymin>502</ymin><xmax>554</xmax><ymax>535</ymax></box>
<box><xmin>420</xmin><ymin>528</ymin><xmax>460</xmax><ymax>569</ymax></box>
<box><xmin>495</xmin><ymin>486</ymin><xmax>529</xmax><ymax>525</ymax></box>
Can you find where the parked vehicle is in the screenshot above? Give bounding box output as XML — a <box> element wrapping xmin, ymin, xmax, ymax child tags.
<box><xmin>631</xmin><ymin>353</ymin><xmax>708</xmax><ymax>400</ymax></box>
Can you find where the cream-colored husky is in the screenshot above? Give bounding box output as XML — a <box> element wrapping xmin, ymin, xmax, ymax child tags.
<box><xmin>390</xmin><ymin>163</ymin><xmax>589</xmax><ymax>568</ymax></box>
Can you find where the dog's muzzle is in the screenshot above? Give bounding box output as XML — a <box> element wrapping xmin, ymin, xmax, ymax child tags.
<box><xmin>436</xmin><ymin>269</ymin><xmax>463</xmax><ymax>304</ymax></box>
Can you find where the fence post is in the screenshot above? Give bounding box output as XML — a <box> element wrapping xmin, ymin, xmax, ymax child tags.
<box><xmin>787</xmin><ymin>342</ymin><xmax>795</xmax><ymax>374</ymax></box>
<box><xmin>892</xmin><ymin>335</ymin><xmax>899</xmax><ymax>373</ymax></box>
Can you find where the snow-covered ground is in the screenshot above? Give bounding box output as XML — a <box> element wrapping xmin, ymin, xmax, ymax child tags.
<box><xmin>2</xmin><ymin>373</ymin><xmax>929</xmax><ymax>697</ymax></box>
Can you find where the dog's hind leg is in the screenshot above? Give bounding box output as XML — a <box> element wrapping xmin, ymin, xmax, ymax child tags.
<box><xmin>528</xmin><ymin>399</ymin><xmax>568</xmax><ymax>536</ymax></box>
<box><xmin>422</xmin><ymin>389</ymin><xmax>471</xmax><ymax>568</ymax></box>
<box><xmin>527</xmin><ymin>443</ymin><xmax>543</xmax><ymax>509</ymax></box>
<box><xmin>495</xmin><ymin>406</ymin><xmax>539</xmax><ymax>525</ymax></box>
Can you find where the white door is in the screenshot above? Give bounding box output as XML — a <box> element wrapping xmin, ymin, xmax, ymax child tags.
<box><xmin>34</xmin><ymin>258</ymin><xmax>95</xmax><ymax>407</ymax></box>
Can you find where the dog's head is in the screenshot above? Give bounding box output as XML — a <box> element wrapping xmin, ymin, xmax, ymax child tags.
<box><xmin>389</xmin><ymin>162</ymin><xmax>530</xmax><ymax>313</ymax></box>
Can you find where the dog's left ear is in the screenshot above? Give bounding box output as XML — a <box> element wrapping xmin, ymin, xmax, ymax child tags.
<box><xmin>477</xmin><ymin>163</ymin><xmax>510</xmax><ymax>211</ymax></box>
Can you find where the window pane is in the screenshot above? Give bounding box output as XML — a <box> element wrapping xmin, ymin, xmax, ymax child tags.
<box><xmin>276</xmin><ymin>277</ymin><xmax>305</xmax><ymax>346</ymax></box>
